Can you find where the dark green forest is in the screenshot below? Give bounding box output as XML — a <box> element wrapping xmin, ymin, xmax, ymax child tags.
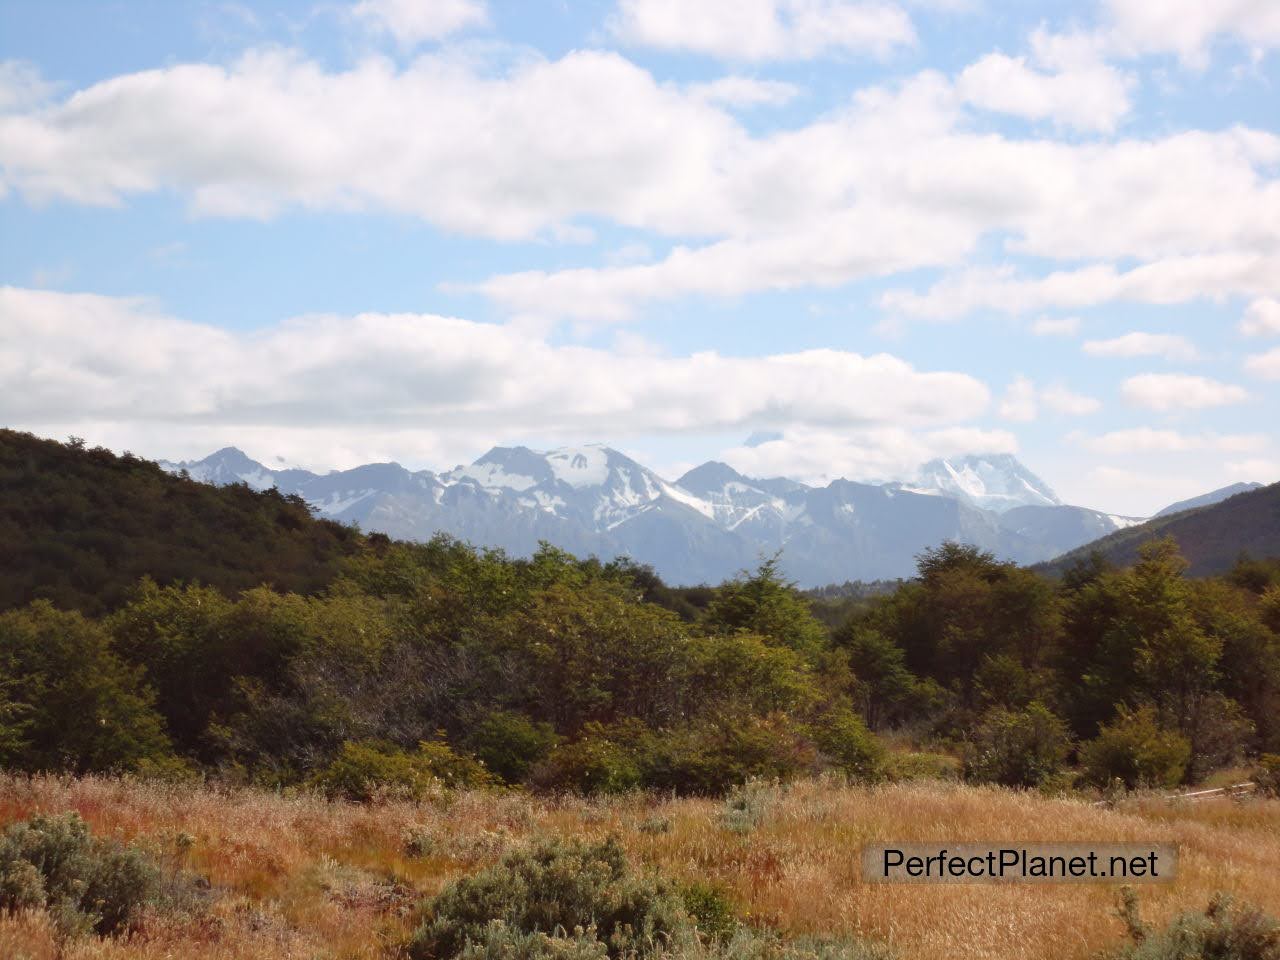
<box><xmin>2</xmin><ymin>429</ymin><xmax>1279</xmax><ymax>798</ymax></box>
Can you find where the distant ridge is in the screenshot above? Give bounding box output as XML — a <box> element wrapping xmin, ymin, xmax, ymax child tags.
<box><xmin>1154</xmin><ymin>482</ymin><xmax>1264</xmax><ymax>518</ymax></box>
<box><xmin>159</xmin><ymin>443</ymin><xmax>1140</xmax><ymax>585</ymax></box>
<box><xmin>1042</xmin><ymin>480</ymin><xmax>1280</xmax><ymax>577</ymax></box>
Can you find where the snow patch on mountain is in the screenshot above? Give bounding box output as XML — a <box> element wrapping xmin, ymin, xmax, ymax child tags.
<box><xmin>914</xmin><ymin>454</ymin><xmax>1060</xmax><ymax>513</ymax></box>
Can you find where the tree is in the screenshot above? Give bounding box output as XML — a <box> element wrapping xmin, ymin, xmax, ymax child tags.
<box><xmin>0</xmin><ymin>602</ymin><xmax>175</xmax><ymax>773</ymax></box>
<box><xmin>701</xmin><ymin>556</ymin><xmax>829</xmax><ymax>660</ymax></box>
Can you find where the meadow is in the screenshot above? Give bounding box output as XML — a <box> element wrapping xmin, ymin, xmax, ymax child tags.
<box><xmin>1</xmin><ymin>774</ymin><xmax>1276</xmax><ymax>960</ymax></box>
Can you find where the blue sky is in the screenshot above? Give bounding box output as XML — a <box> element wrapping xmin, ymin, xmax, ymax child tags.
<box><xmin>1</xmin><ymin>0</ymin><xmax>1278</xmax><ymax>515</ymax></box>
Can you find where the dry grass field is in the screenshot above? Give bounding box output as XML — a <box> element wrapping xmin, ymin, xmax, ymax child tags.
<box><xmin>1</xmin><ymin>774</ymin><xmax>1277</xmax><ymax>960</ymax></box>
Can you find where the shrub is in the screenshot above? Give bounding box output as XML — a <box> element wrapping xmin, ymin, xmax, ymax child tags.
<box><xmin>454</xmin><ymin>922</ymin><xmax>610</xmax><ymax>960</ymax></box>
<box><xmin>679</xmin><ymin>881</ymin><xmax>738</xmax><ymax>943</ymax></box>
<box><xmin>407</xmin><ymin>836</ymin><xmax>693</xmax><ymax>960</ymax></box>
<box><xmin>884</xmin><ymin>751</ymin><xmax>960</xmax><ymax>782</ymax></box>
<box><xmin>806</xmin><ymin>708</ymin><xmax>886</xmax><ymax>782</ymax></box>
<box><xmin>466</xmin><ymin>712</ymin><xmax>560</xmax><ymax>785</ymax></box>
<box><xmin>962</xmin><ymin>702</ymin><xmax>1070</xmax><ymax>788</ymax></box>
<box><xmin>1254</xmin><ymin>754</ymin><xmax>1280</xmax><ymax>798</ymax></box>
<box><xmin>0</xmin><ymin>812</ymin><xmax>160</xmax><ymax>936</ymax></box>
<box><xmin>530</xmin><ymin>722</ymin><xmax>647</xmax><ymax>795</ymax></box>
<box><xmin>718</xmin><ymin>779</ymin><xmax>775</xmax><ymax>835</ymax></box>
<box><xmin>1081</xmin><ymin>706</ymin><xmax>1191</xmax><ymax>790</ymax></box>
<box><xmin>1107</xmin><ymin>889</ymin><xmax>1280</xmax><ymax>960</ymax></box>
<box><xmin>312</xmin><ymin>739</ymin><xmax>495</xmax><ymax>801</ymax></box>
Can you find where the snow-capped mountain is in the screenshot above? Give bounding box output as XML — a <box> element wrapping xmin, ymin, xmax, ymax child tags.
<box><xmin>910</xmin><ymin>454</ymin><xmax>1061</xmax><ymax>513</ymax></box>
<box><xmin>159</xmin><ymin>445</ymin><xmax>1148</xmax><ymax>585</ymax></box>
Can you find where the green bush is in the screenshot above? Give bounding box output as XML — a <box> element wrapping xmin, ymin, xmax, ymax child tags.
<box><xmin>1107</xmin><ymin>889</ymin><xmax>1279</xmax><ymax>960</ymax></box>
<box><xmin>466</xmin><ymin>712</ymin><xmax>560</xmax><ymax>784</ymax></box>
<box><xmin>454</xmin><ymin>922</ymin><xmax>610</xmax><ymax>960</ymax></box>
<box><xmin>530</xmin><ymin>722</ymin><xmax>647</xmax><ymax>795</ymax></box>
<box><xmin>0</xmin><ymin>812</ymin><xmax>160</xmax><ymax>936</ymax></box>
<box><xmin>962</xmin><ymin>702</ymin><xmax>1071</xmax><ymax>788</ymax></box>
<box><xmin>1081</xmin><ymin>706</ymin><xmax>1191</xmax><ymax>790</ymax></box>
<box><xmin>311</xmin><ymin>739</ymin><xmax>495</xmax><ymax>801</ymax></box>
<box><xmin>806</xmin><ymin>707</ymin><xmax>886</xmax><ymax>782</ymax></box>
<box><xmin>1254</xmin><ymin>754</ymin><xmax>1280</xmax><ymax>798</ymax></box>
<box><xmin>407</xmin><ymin>836</ymin><xmax>693</xmax><ymax>960</ymax></box>
<box><xmin>884</xmin><ymin>751</ymin><xmax>960</xmax><ymax>782</ymax></box>
<box><xmin>678</xmin><ymin>881</ymin><xmax>738</xmax><ymax>943</ymax></box>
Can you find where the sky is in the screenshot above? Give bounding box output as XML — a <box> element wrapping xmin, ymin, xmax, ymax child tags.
<box><xmin>1</xmin><ymin>0</ymin><xmax>1278</xmax><ymax>516</ymax></box>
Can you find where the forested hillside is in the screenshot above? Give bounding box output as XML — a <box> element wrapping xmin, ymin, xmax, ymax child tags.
<box><xmin>1044</xmin><ymin>480</ymin><xmax>1280</xmax><ymax>577</ymax></box>
<box><xmin>0</xmin><ymin>429</ymin><xmax>365</xmax><ymax>615</ymax></box>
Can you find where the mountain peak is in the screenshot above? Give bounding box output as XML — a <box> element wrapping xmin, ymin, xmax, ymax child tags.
<box><xmin>913</xmin><ymin>453</ymin><xmax>1060</xmax><ymax>514</ymax></box>
<box><xmin>677</xmin><ymin>460</ymin><xmax>749</xmax><ymax>496</ymax></box>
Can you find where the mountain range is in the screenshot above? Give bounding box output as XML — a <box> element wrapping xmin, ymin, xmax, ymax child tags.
<box><xmin>158</xmin><ymin>445</ymin><xmax>1246</xmax><ymax>586</ymax></box>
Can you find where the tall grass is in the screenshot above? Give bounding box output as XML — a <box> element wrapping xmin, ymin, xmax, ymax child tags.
<box><xmin>0</xmin><ymin>774</ymin><xmax>1276</xmax><ymax>959</ymax></box>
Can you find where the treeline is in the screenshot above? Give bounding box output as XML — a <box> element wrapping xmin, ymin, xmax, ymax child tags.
<box><xmin>1</xmin><ymin>433</ymin><xmax>1278</xmax><ymax>798</ymax></box>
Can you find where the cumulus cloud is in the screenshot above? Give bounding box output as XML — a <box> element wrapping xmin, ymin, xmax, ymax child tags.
<box><xmin>610</xmin><ymin>0</ymin><xmax>916</xmax><ymax>61</ymax></box>
<box><xmin>0</xmin><ymin>286</ymin><xmax>992</xmax><ymax>470</ymax></box>
<box><xmin>1241</xmin><ymin>297</ymin><xmax>1280</xmax><ymax>336</ymax></box>
<box><xmin>1102</xmin><ymin>0</ymin><xmax>1280</xmax><ymax>68</ymax></box>
<box><xmin>1075</xmin><ymin>428</ymin><xmax>1267</xmax><ymax>454</ymax></box>
<box><xmin>1</xmin><ymin>50</ymin><xmax>1278</xmax><ymax>320</ymax></box>
<box><xmin>883</xmin><ymin>254</ymin><xmax>1280</xmax><ymax>320</ymax></box>
<box><xmin>1082</xmin><ymin>332</ymin><xmax>1199</xmax><ymax>361</ymax></box>
<box><xmin>689</xmin><ymin>75</ymin><xmax>800</xmax><ymax>108</ymax></box>
<box><xmin>998</xmin><ymin>375</ymin><xmax>1037</xmax><ymax>422</ymax></box>
<box><xmin>1121</xmin><ymin>373</ymin><xmax>1248</xmax><ymax>411</ymax></box>
<box><xmin>957</xmin><ymin>29</ymin><xmax>1134</xmax><ymax>133</ymax></box>
<box><xmin>716</xmin><ymin>424</ymin><xmax>1018</xmax><ymax>487</ymax></box>
<box><xmin>1040</xmin><ymin>385</ymin><xmax>1101</xmax><ymax>415</ymax></box>
<box><xmin>1244</xmin><ymin>347</ymin><xmax>1280</xmax><ymax>380</ymax></box>
<box><xmin>352</xmin><ymin>0</ymin><xmax>486</xmax><ymax>46</ymax></box>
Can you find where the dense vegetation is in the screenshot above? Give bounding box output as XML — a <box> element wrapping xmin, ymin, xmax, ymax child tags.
<box><xmin>1042</xmin><ymin>480</ymin><xmax>1280</xmax><ymax>578</ymax></box>
<box><xmin>0</xmin><ymin>428</ymin><xmax>363</xmax><ymax>615</ymax></box>
<box><xmin>2</xmin><ymin>433</ymin><xmax>1279</xmax><ymax>800</ymax></box>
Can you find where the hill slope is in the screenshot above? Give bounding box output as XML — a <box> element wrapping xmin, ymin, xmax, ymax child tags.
<box><xmin>1043</xmin><ymin>480</ymin><xmax>1280</xmax><ymax>576</ymax></box>
<box><xmin>0</xmin><ymin>430</ymin><xmax>364</xmax><ymax>615</ymax></box>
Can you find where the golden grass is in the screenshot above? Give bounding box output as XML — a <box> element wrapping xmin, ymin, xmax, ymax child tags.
<box><xmin>0</xmin><ymin>774</ymin><xmax>1277</xmax><ymax>960</ymax></box>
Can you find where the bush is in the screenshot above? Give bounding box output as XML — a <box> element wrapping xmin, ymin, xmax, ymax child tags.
<box><xmin>530</xmin><ymin>722</ymin><xmax>647</xmax><ymax>795</ymax></box>
<box><xmin>1081</xmin><ymin>706</ymin><xmax>1191</xmax><ymax>790</ymax></box>
<box><xmin>962</xmin><ymin>702</ymin><xmax>1070</xmax><ymax>788</ymax></box>
<box><xmin>679</xmin><ymin>881</ymin><xmax>738</xmax><ymax>943</ymax></box>
<box><xmin>884</xmin><ymin>751</ymin><xmax>960</xmax><ymax>783</ymax></box>
<box><xmin>466</xmin><ymin>712</ymin><xmax>560</xmax><ymax>785</ymax></box>
<box><xmin>407</xmin><ymin>836</ymin><xmax>693</xmax><ymax>960</ymax></box>
<box><xmin>1107</xmin><ymin>889</ymin><xmax>1280</xmax><ymax>960</ymax></box>
<box><xmin>0</xmin><ymin>812</ymin><xmax>160</xmax><ymax>936</ymax></box>
<box><xmin>1254</xmin><ymin>754</ymin><xmax>1280</xmax><ymax>798</ymax></box>
<box><xmin>312</xmin><ymin>739</ymin><xmax>495</xmax><ymax>801</ymax></box>
<box><xmin>806</xmin><ymin>708</ymin><xmax>886</xmax><ymax>782</ymax></box>
<box><xmin>718</xmin><ymin>779</ymin><xmax>775</xmax><ymax>835</ymax></box>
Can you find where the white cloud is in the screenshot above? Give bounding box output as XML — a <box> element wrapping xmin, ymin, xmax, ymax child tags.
<box><xmin>998</xmin><ymin>375</ymin><xmax>1037</xmax><ymax>422</ymax></box>
<box><xmin>1040</xmin><ymin>385</ymin><xmax>1101</xmax><ymax>415</ymax></box>
<box><xmin>1121</xmin><ymin>373</ymin><xmax>1248</xmax><ymax>411</ymax></box>
<box><xmin>610</xmin><ymin>0</ymin><xmax>916</xmax><ymax>61</ymax></box>
<box><xmin>995</xmin><ymin>377</ymin><xmax>1098</xmax><ymax>420</ymax></box>
<box><xmin>352</xmin><ymin>0</ymin><xmax>486</xmax><ymax>46</ymax></box>
<box><xmin>1082</xmin><ymin>331</ymin><xmax>1198</xmax><ymax>361</ymax></box>
<box><xmin>716</xmin><ymin>424</ymin><xmax>1017</xmax><ymax>487</ymax></box>
<box><xmin>883</xmin><ymin>254</ymin><xmax>1280</xmax><ymax>320</ymax></box>
<box><xmin>0</xmin><ymin>60</ymin><xmax>54</xmax><ymax>112</ymax></box>
<box><xmin>0</xmin><ymin>286</ymin><xmax>993</xmax><ymax>470</ymax></box>
<box><xmin>1241</xmin><ymin>297</ymin><xmax>1280</xmax><ymax>336</ymax></box>
<box><xmin>1076</xmin><ymin>428</ymin><xmax>1267</xmax><ymax>454</ymax></box>
<box><xmin>957</xmin><ymin>29</ymin><xmax>1134</xmax><ymax>133</ymax></box>
<box><xmin>1</xmin><ymin>53</ymin><xmax>1277</xmax><ymax>320</ymax></box>
<box><xmin>689</xmin><ymin>75</ymin><xmax>800</xmax><ymax>108</ymax></box>
<box><xmin>1030</xmin><ymin>316</ymin><xmax>1080</xmax><ymax>336</ymax></box>
<box><xmin>1103</xmin><ymin>0</ymin><xmax>1280</xmax><ymax>68</ymax></box>
<box><xmin>1244</xmin><ymin>347</ymin><xmax>1280</xmax><ymax>380</ymax></box>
